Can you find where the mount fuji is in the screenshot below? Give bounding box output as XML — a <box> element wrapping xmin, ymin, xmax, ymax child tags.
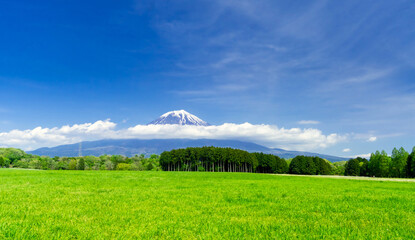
<box><xmin>148</xmin><ymin>110</ymin><xmax>209</xmax><ymax>126</ymax></box>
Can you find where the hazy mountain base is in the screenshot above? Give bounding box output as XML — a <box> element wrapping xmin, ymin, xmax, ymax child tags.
<box><xmin>29</xmin><ymin>139</ymin><xmax>348</xmax><ymax>162</ymax></box>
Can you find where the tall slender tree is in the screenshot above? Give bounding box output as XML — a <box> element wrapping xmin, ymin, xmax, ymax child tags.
<box><xmin>390</xmin><ymin>147</ymin><xmax>409</xmax><ymax>178</ymax></box>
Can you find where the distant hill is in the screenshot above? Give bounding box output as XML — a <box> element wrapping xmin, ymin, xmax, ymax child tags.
<box><xmin>29</xmin><ymin>139</ymin><xmax>348</xmax><ymax>162</ymax></box>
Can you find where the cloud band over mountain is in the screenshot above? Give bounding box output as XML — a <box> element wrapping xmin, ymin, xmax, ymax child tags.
<box><xmin>0</xmin><ymin>120</ymin><xmax>345</xmax><ymax>151</ymax></box>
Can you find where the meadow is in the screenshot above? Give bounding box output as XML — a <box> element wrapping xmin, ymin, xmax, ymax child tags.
<box><xmin>0</xmin><ymin>169</ymin><xmax>414</xmax><ymax>239</ymax></box>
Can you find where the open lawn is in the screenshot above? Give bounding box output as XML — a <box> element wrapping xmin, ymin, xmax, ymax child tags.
<box><xmin>0</xmin><ymin>169</ymin><xmax>414</xmax><ymax>239</ymax></box>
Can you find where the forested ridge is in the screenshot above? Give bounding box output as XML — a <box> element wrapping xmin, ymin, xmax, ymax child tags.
<box><xmin>1</xmin><ymin>146</ymin><xmax>415</xmax><ymax>178</ymax></box>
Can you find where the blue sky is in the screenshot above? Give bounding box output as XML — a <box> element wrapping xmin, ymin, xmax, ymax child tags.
<box><xmin>0</xmin><ymin>0</ymin><xmax>414</xmax><ymax>156</ymax></box>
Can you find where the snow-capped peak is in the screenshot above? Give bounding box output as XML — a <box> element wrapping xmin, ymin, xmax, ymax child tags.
<box><xmin>148</xmin><ymin>110</ymin><xmax>209</xmax><ymax>126</ymax></box>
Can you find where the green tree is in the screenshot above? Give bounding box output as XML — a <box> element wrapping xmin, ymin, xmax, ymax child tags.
<box><xmin>68</xmin><ymin>159</ymin><xmax>77</xmax><ymax>170</ymax></box>
<box><xmin>344</xmin><ymin>158</ymin><xmax>360</xmax><ymax>176</ymax></box>
<box><xmin>358</xmin><ymin>158</ymin><xmax>369</xmax><ymax>176</ymax></box>
<box><xmin>369</xmin><ymin>151</ymin><xmax>391</xmax><ymax>177</ymax></box>
<box><xmin>390</xmin><ymin>147</ymin><xmax>408</xmax><ymax>178</ymax></box>
<box><xmin>77</xmin><ymin>158</ymin><xmax>85</xmax><ymax>170</ymax></box>
<box><xmin>116</xmin><ymin>163</ymin><xmax>131</xmax><ymax>171</ymax></box>
<box><xmin>0</xmin><ymin>148</ymin><xmax>25</xmax><ymax>165</ymax></box>
<box><xmin>84</xmin><ymin>156</ymin><xmax>99</xmax><ymax>170</ymax></box>
<box><xmin>289</xmin><ymin>156</ymin><xmax>316</xmax><ymax>175</ymax></box>
<box><xmin>275</xmin><ymin>156</ymin><xmax>288</xmax><ymax>174</ymax></box>
<box><xmin>313</xmin><ymin>157</ymin><xmax>332</xmax><ymax>175</ymax></box>
<box><xmin>147</xmin><ymin>162</ymin><xmax>154</xmax><ymax>171</ymax></box>
<box><xmin>130</xmin><ymin>161</ymin><xmax>144</xmax><ymax>171</ymax></box>
<box><xmin>110</xmin><ymin>155</ymin><xmax>125</xmax><ymax>169</ymax></box>
<box><xmin>29</xmin><ymin>159</ymin><xmax>42</xmax><ymax>169</ymax></box>
<box><xmin>253</xmin><ymin>153</ymin><xmax>275</xmax><ymax>173</ymax></box>
<box><xmin>379</xmin><ymin>150</ymin><xmax>391</xmax><ymax>177</ymax></box>
<box><xmin>406</xmin><ymin>147</ymin><xmax>415</xmax><ymax>178</ymax></box>
<box><xmin>0</xmin><ymin>156</ymin><xmax>5</xmax><ymax>167</ymax></box>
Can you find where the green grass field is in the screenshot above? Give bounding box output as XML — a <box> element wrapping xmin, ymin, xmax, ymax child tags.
<box><xmin>1</xmin><ymin>170</ymin><xmax>414</xmax><ymax>239</ymax></box>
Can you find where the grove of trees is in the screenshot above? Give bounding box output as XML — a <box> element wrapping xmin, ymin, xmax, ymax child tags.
<box><xmin>159</xmin><ymin>147</ymin><xmax>258</xmax><ymax>172</ymax></box>
<box><xmin>0</xmin><ymin>148</ymin><xmax>161</xmax><ymax>171</ymax></box>
<box><xmin>159</xmin><ymin>147</ymin><xmax>334</xmax><ymax>175</ymax></box>
<box><xmin>288</xmin><ymin>156</ymin><xmax>332</xmax><ymax>175</ymax></box>
<box><xmin>344</xmin><ymin>147</ymin><xmax>415</xmax><ymax>178</ymax></box>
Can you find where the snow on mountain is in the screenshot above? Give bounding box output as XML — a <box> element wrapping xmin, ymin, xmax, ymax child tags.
<box><xmin>148</xmin><ymin>110</ymin><xmax>209</xmax><ymax>126</ymax></box>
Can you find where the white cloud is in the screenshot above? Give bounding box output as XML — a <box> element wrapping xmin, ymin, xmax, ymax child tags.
<box><xmin>298</xmin><ymin>120</ymin><xmax>320</xmax><ymax>125</ymax></box>
<box><xmin>349</xmin><ymin>153</ymin><xmax>372</xmax><ymax>159</ymax></box>
<box><xmin>368</xmin><ymin>136</ymin><xmax>377</xmax><ymax>142</ymax></box>
<box><xmin>0</xmin><ymin>120</ymin><xmax>346</xmax><ymax>151</ymax></box>
<box><xmin>343</xmin><ymin>148</ymin><xmax>351</xmax><ymax>152</ymax></box>
<box><xmin>0</xmin><ymin>120</ymin><xmax>116</xmax><ymax>151</ymax></box>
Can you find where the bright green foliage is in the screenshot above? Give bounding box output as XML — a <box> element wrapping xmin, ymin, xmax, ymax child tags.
<box><xmin>0</xmin><ymin>170</ymin><xmax>414</xmax><ymax>239</ymax></box>
<box><xmin>0</xmin><ymin>148</ymin><xmax>160</xmax><ymax>171</ymax></box>
<box><xmin>84</xmin><ymin>156</ymin><xmax>99</xmax><ymax>170</ymax></box>
<box><xmin>369</xmin><ymin>151</ymin><xmax>391</xmax><ymax>177</ymax></box>
<box><xmin>332</xmin><ymin>161</ymin><xmax>346</xmax><ymax>175</ymax></box>
<box><xmin>14</xmin><ymin>158</ymin><xmax>31</xmax><ymax>168</ymax></box>
<box><xmin>0</xmin><ymin>148</ymin><xmax>25</xmax><ymax>165</ymax></box>
<box><xmin>390</xmin><ymin>147</ymin><xmax>409</xmax><ymax>178</ymax></box>
<box><xmin>68</xmin><ymin>159</ymin><xmax>77</xmax><ymax>170</ymax></box>
<box><xmin>380</xmin><ymin>150</ymin><xmax>392</xmax><ymax>177</ymax></box>
<box><xmin>344</xmin><ymin>158</ymin><xmax>360</xmax><ymax>176</ymax></box>
<box><xmin>116</xmin><ymin>163</ymin><xmax>131</xmax><ymax>170</ymax></box>
<box><xmin>0</xmin><ymin>156</ymin><xmax>7</xmax><ymax>167</ymax></box>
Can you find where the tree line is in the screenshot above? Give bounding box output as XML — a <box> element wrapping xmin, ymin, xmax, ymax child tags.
<box><xmin>0</xmin><ymin>147</ymin><xmax>344</xmax><ymax>175</ymax></box>
<box><xmin>0</xmin><ymin>148</ymin><xmax>161</xmax><ymax>171</ymax></box>
<box><xmin>2</xmin><ymin>146</ymin><xmax>415</xmax><ymax>178</ymax></box>
<box><xmin>344</xmin><ymin>147</ymin><xmax>415</xmax><ymax>178</ymax></box>
<box><xmin>159</xmin><ymin>146</ymin><xmax>337</xmax><ymax>175</ymax></box>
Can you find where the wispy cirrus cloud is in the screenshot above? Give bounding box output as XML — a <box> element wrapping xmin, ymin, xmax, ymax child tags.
<box><xmin>139</xmin><ymin>0</ymin><xmax>415</xmax><ymax>136</ymax></box>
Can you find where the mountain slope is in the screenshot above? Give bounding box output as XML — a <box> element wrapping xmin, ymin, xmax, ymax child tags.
<box><xmin>29</xmin><ymin>139</ymin><xmax>348</xmax><ymax>162</ymax></box>
<box><xmin>148</xmin><ymin>110</ymin><xmax>209</xmax><ymax>126</ymax></box>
